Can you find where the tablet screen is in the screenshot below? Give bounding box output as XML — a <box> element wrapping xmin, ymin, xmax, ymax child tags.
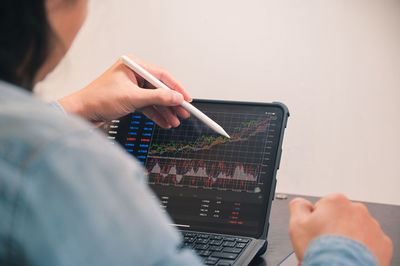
<box><xmin>104</xmin><ymin>100</ymin><xmax>285</xmax><ymax>237</ymax></box>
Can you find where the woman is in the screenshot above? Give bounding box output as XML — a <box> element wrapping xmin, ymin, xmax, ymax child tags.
<box><xmin>0</xmin><ymin>0</ymin><xmax>201</xmax><ymax>265</ymax></box>
<box><xmin>1</xmin><ymin>0</ymin><xmax>191</xmax><ymax>128</ymax></box>
<box><xmin>0</xmin><ymin>1</ymin><xmax>393</xmax><ymax>266</ymax></box>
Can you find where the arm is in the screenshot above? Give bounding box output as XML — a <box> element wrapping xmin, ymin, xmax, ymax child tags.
<box><xmin>11</xmin><ymin>117</ymin><xmax>202</xmax><ymax>266</ymax></box>
<box><xmin>48</xmin><ymin>100</ymin><xmax>67</xmax><ymax>115</ymax></box>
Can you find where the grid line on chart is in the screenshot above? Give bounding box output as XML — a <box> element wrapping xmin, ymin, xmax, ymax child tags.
<box><xmin>145</xmin><ymin>109</ymin><xmax>276</xmax><ymax>192</ymax></box>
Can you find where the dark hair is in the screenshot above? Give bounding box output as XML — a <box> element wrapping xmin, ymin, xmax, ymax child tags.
<box><xmin>0</xmin><ymin>0</ymin><xmax>52</xmax><ymax>90</ymax></box>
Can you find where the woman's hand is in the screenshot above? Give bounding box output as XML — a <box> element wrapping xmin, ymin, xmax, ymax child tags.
<box><xmin>289</xmin><ymin>194</ymin><xmax>393</xmax><ymax>266</ymax></box>
<box><xmin>58</xmin><ymin>55</ymin><xmax>192</xmax><ymax>128</ymax></box>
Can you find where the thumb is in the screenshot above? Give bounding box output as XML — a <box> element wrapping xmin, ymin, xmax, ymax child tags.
<box><xmin>289</xmin><ymin>197</ymin><xmax>313</xmax><ymax>221</ymax></box>
<box><xmin>135</xmin><ymin>88</ymin><xmax>184</xmax><ymax>108</ymax></box>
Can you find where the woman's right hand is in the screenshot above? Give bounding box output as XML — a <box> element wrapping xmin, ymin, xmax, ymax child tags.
<box><xmin>58</xmin><ymin>55</ymin><xmax>192</xmax><ymax>129</ymax></box>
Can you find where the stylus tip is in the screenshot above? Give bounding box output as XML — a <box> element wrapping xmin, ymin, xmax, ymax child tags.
<box><xmin>222</xmin><ymin>131</ymin><xmax>231</xmax><ymax>139</ymax></box>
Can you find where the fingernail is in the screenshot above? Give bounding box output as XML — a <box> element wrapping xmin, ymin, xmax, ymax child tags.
<box><xmin>173</xmin><ymin>91</ymin><xmax>183</xmax><ymax>105</ymax></box>
<box><xmin>173</xmin><ymin>120</ymin><xmax>180</xmax><ymax>128</ymax></box>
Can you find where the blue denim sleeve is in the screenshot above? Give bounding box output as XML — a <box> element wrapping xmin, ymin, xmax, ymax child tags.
<box><xmin>48</xmin><ymin>101</ymin><xmax>67</xmax><ymax>115</ymax></box>
<box><xmin>302</xmin><ymin>235</ymin><xmax>378</xmax><ymax>266</ymax></box>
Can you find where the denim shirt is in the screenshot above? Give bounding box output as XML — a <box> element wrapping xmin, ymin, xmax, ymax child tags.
<box><xmin>0</xmin><ymin>81</ymin><xmax>202</xmax><ymax>266</ymax></box>
<box><xmin>0</xmin><ymin>81</ymin><xmax>377</xmax><ymax>266</ymax></box>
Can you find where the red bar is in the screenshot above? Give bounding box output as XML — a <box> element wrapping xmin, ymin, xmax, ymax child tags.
<box><xmin>126</xmin><ymin>138</ymin><xmax>136</xmax><ymax>141</ymax></box>
<box><xmin>141</xmin><ymin>139</ymin><xmax>150</xmax><ymax>142</ymax></box>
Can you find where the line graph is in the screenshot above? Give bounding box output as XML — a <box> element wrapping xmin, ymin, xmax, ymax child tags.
<box><xmin>148</xmin><ymin>119</ymin><xmax>271</xmax><ymax>156</ymax></box>
<box><xmin>144</xmin><ymin>105</ymin><xmax>278</xmax><ymax>192</ymax></box>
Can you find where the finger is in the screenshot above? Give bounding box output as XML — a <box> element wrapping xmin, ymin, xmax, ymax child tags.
<box><xmin>157</xmin><ymin>70</ymin><xmax>192</xmax><ymax>102</ymax></box>
<box><xmin>132</xmin><ymin>88</ymin><xmax>184</xmax><ymax>109</ymax></box>
<box><xmin>154</xmin><ymin>105</ymin><xmax>181</xmax><ymax>128</ymax></box>
<box><xmin>352</xmin><ymin>202</ymin><xmax>370</xmax><ymax>217</ymax></box>
<box><xmin>140</xmin><ymin>106</ymin><xmax>171</xmax><ymax>129</ymax></box>
<box><xmin>289</xmin><ymin>198</ymin><xmax>314</xmax><ymax>221</ymax></box>
<box><xmin>314</xmin><ymin>193</ymin><xmax>349</xmax><ymax>210</ymax></box>
<box><xmin>172</xmin><ymin>106</ymin><xmax>190</xmax><ymax>119</ymax></box>
<box><xmin>125</xmin><ymin>55</ymin><xmax>192</xmax><ymax>102</ymax></box>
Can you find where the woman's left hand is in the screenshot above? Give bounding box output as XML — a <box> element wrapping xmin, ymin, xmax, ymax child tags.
<box><xmin>58</xmin><ymin>55</ymin><xmax>192</xmax><ymax>129</ymax></box>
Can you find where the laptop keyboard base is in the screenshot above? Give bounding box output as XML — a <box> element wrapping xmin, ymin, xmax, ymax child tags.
<box><xmin>181</xmin><ymin>231</ymin><xmax>251</xmax><ymax>266</ymax></box>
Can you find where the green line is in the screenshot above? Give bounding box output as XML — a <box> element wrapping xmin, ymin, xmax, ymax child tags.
<box><xmin>149</xmin><ymin>119</ymin><xmax>265</xmax><ymax>154</ymax></box>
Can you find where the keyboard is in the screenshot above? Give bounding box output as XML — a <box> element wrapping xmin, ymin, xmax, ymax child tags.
<box><xmin>181</xmin><ymin>231</ymin><xmax>251</xmax><ymax>266</ymax></box>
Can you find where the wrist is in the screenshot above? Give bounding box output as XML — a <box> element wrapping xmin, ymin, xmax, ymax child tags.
<box><xmin>58</xmin><ymin>90</ymin><xmax>87</xmax><ymax>119</ymax></box>
<box><xmin>303</xmin><ymin>235</ymin><xmax>378</xmax><ymax>266</ymax></box>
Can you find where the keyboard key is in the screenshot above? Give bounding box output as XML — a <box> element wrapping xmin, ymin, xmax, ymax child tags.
<box><xmin>236</xmin><ymin>238</ymin><xmax>249</xmax><ymax>243</ymax></box>
<box><xmin>222</xmin><ymin>241</ymin><xmax>236</xmax><ymax>247</ymax></box>
<box><xmin>211</xmin><ymin>252</ymin><xmax>238</xmax><ymax>260</ymax></box>
<box><xmin>195</xmin><ymin>244</ymin><xmax>209</xmax><ymax>250</ymax></box>
<box><xmin>184</xmin><ymin>232</ymin><xmax>196</xmax><ymax>237</ymax></box>
<box><xmin>199</xmin><ymin>250</ymin><xmax>212</xmax><ymax>257</ymax></box>
<box><xmin>184</xmin><ymin>236</ymin><xmax>196</xmax><ymax>241</ymax></box>
<box><xmin>183</xmin><ymin>242</ymin><xmax>193</xmax><ymax>247</ymax></box>
<box><xmin>185</xmin><ymin>237</ymin><xmax>196</xmax><ymax>243</ymax></box>
<box><xmin>209</xmin><ymin>245</ymin><xmax>223</xmax><ymax>251</ymax></box>
<box><xmin>235</xmin><ymin>242</ymin><xmax>246</xmax><ymax>248</ymax></box>
<box><xmin>223</xmin><ymin>237</ymin><xmax>236</xmax><ymax>242</ymax></box>
<box><xmin>217</xmin><ymin>261</ymin><xmax>232</xmax><ymax>266</ymax></box>
<box><xmin>195</xmin><ymin>238</ymin><xmax>209</xmax><ymax>244</ymax></box>
<box><xmin>209</xmin><ymin>239</ymin><xmax>223</xmax><ymax>245</ymax></box>
<box><xmin>210</xmin><ymin>235</ymin><xmax>223</xmax><ymax>240</ymax></box>
<box><xmin>199</xmin><ymin>234</ymin><xmax>210</xmax><ymax>239</ymax></box>
<box><xmin>204</xmin><ymin>257</ymin><xmax>219</xmax><ymax>265</ymax></box>
<box><xmin>222</xmin><ymin>247</ymin><xmax>242</xmax><ymax>254</ymax></box>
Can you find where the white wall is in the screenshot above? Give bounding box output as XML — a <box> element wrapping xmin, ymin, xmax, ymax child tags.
<box><xmin>35</xmin><ymin>0</ymin><xmax>400</xmax><ymax>205</ymax></box>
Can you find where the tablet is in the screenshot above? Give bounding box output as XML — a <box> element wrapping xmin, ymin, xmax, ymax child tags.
<box><xmin>104</xmin><ymin>100</ymin><xmax>289</xmax><ymax>238</ymax></box>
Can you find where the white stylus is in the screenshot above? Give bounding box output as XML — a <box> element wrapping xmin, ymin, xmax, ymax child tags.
<box><xmin>120</xmin><ymin>55</ymin><xmax>230</xmax><ymax>138</ymax></box>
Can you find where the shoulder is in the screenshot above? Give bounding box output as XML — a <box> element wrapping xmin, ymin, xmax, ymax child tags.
<box><xmin>0</xmin><ymin>80</ymin><xmax>145</xmax><ymax>208</ymax></box>
<box><xmin>0</xmin><ymin>81</ymin><xmax>139</xmax><ymax>174</ymax></box>
<box><xmin>0</xmin><ymin>82</ymin><xmax>83</xmax><ymax>167</ymax></box>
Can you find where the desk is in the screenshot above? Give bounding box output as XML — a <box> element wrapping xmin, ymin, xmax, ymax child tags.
<box><xmin>249</xmin><ymin>194</ymin><xmax>400</xmax><ymax>266</ymax></box>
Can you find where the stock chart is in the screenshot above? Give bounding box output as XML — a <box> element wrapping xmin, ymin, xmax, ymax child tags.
<box><xmin>145</xmin><ymin>109</ymin><xmax>277</xmax><ymax>192</ymax></box>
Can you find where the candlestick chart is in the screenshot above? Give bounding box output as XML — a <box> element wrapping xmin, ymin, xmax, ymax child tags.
<box><xmin>146</xmin><ymin>110</ymin><xmax>278</xmax><ymax>192</ymax></box>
